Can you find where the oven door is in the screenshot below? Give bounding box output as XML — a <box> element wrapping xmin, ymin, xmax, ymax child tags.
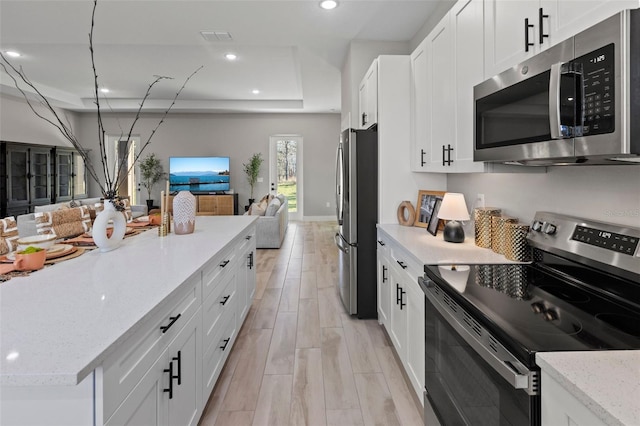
<box><xmin>419</xmin><ymin>277</ymin><xmax>540</xmax><ymax>426</ymax></box>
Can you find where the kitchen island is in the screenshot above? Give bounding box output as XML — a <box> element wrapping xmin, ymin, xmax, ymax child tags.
<box><xmin>1</xmin><ymin>215</ymin><xmax>257</xmax><ymax>425</ymax></box>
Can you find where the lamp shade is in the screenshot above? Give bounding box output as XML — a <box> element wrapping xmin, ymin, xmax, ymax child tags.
<box><xmin>438</xmin><ymin>193</ymin><xmax>470</xmax><ymax>221</ymax></box>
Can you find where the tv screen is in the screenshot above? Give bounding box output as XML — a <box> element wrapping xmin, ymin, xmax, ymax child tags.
<box><xmin>169</xmin><ymin>156</ymin><xmax>230</xmax><ymax>193</ymax></box>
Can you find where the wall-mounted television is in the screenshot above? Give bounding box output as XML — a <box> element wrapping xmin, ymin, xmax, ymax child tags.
<box><xmin>169</xmin><ymin>156</ymin><xmax>230</xmax><ymax>193</ymax></box>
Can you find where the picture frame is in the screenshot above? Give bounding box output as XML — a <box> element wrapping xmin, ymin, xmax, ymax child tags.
<box><xmin>427</xmin><ymin>197</ymin><xmax>443</xmax><ymax>236</ymax></box>
<box><xmin>414</xmin><ymin>190</ymin><xmax>446</xmax><ymax>228</ymax></box>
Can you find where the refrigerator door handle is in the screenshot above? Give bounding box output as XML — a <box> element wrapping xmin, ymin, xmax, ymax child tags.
<box><xmin>335</xmin><ymin>143</ymin><xmax>344</xmax><ymax>226</ymax></box>
<box><xmin>334</xmin><ymin>233</ymin><xmax>349</xmax><ymax>254</ymax></box>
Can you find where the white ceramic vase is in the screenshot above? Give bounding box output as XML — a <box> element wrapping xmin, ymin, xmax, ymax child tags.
<box><xmin>92</xmin><ymin>200</ymin><xmax>127</xmax><ymax>252</ymax></box>
<box><xmin>173</xmin><ymin>191</ymin><xmax>196</xmax><ymax>235</ymax></box>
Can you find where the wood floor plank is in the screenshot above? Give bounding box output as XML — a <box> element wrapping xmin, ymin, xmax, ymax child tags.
<box><xmin>220</xmin><ymin>328</ymin><xmax>272</xmax><ymax>411</ymax></box>
<box><xmin>301</xmin><ymin>253</ymin><xmax>316</xmax><ymax>271</ymax></box>
<box><xmin>316</xmin><ymin>264</ymin><xmax>334</xmax><ymax>289</ymax></box>
<box><xmin>214</xmin><ymin>411</ymin><xmax>254</xmax><ymax>426</ymax></box>
<box><xmin>266</xmin><ymin>264</ymin><xmax>287</xmax><ymax>289</ymax></box>
<box><xmin>296</xmin><ymin>298</ymin><xmax>321</xmax><ymax>348</ymax></box>
<box><xmin>279</xmin><ymin>277</ymin><xmax>300</xmax><ymax>313</ymax></box>
<box><xmin>318</xmin><ymin>287</ymin><xmax>344</xmax><ymax>328</ymax></box>
<box><xmin>375</xmin><ymin>345</ymin><xmax>423</xmax><ymax>426</ymax></box>
<box><xmin>341</xmin><ymin>314</ymin><xmax>382</xmax><ymax>373</ymax></box>
<box><xmin>326</xmin><ymin>409</ymin><xmax>365</xmax><ymax>426</ymax></box>
<box><xmin>252</xmin><ymin>288</ymin><xmax>282</xmax><ymax>329</ymax></box>
<box><xmin>252</xmin><ymin>374</ymin><xmax>293</xmax><ymax>426</ymax></box>
<box><xmin>300</xmin><ymin>271</ymin><xmax>318</xmax><ymax>299</ymax></box>
<box><xmin>365</xmin><ymin>320</ymin><xmax>392</xmax><ymax>348</ymax></box>
<box><xmin>255</xmin><ymin>271</ymin><xmax>270</xmax><ymax>300</ymax></box>
<box><xmin>354</xmin><ymin>373</ymin><xmax>401</xmax><ymax>426</ymax></box>
<box><xmin>200</xmin><ymin>342</ymin><xmax>243</xmax><ymax>426</ymax></box>
<box><xmin>265</xmin><ymin>312</ymin><xmax>298</xmax><ymax>375</ymax></box>
<box><xmin>321</xmin><ymin>328</ymin><xmax>361</xmax><ymax>410</ymax></box>
<box><xmin>289</xmin><ymin>348</ymin><xmax>327</xmax><ymax>426</ymax></box>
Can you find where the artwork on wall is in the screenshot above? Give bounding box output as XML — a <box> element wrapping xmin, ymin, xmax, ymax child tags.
<box><xmin>415</xmin><ymin>190</ymin><xmax>446</xmax><ymax>228</ymax></box>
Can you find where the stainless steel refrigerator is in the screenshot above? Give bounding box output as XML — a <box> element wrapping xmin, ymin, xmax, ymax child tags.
<box><xmin>334</xmin><ymin>127</ymin><xmax>378</xmax><ymax>318</ymax></box>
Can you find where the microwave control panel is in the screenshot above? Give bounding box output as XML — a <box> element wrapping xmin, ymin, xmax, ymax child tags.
<box><xmin>576</xmin><ymin>43</ymin><xmax>615</xmax><ymax>135</ymax></box>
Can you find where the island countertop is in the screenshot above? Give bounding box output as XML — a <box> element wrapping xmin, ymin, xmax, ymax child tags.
<box><xmin>0</xmin><ymin>216</ymin><xmax>257</xmax><ymax>387</ymax></box>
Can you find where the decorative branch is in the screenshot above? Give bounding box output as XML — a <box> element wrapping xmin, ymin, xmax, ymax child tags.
<box><xmin>0</xmin><ymin>0</ymin><xmax>202</xmax><ymax>201</ymax></box>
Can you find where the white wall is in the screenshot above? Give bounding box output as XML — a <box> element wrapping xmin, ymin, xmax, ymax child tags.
<box><xmin>75</xmin><ymin>112</ymin><xmax>340</xmax><ymax>217</ymax></box>
<box><xmin>448</xmin><ymin>166</ymin><xmax>640</xmax><ymax>227</ymax></box>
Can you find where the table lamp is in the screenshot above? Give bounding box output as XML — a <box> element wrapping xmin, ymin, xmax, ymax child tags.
<box><xmin>438</xmin><ymin>193</ymin><xmax>470</xmax><ymax>243</ymax></box>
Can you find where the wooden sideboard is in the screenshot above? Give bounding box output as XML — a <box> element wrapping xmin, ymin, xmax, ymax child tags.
<box><xmin>167</xmin><ymin>193</ymin><xmax>239</xmax><ymax>215</ymax></box>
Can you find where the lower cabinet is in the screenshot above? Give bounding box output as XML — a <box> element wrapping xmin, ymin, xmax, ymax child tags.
<box><xmin>541</xmin><ymin>371</ymin><xmax>607</xmax><ymax>426</ymax></box>
<box><xmin>377</xmin><ymin>229</ymin><xmax>425</xmax><ymax>404</ymax></box>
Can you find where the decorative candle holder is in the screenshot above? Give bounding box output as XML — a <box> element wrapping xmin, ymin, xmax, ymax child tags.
<box><xmin>163</xmin><ymin>212</ymin><xmax>171</xmax><ymax>233</ymax></box>
<box><xmin>491</xmin><ymin>215</ymin><xmax>518</xmax><ymax>254</ymax></box>
<box><xmin>158</xmin><ymin>223</ymin><xmax>168</xmax><ymax>237</ymax></box>
<box><xmin>474</xmin><ymin>207</ymin><xmax>501</xmax><ymax>248</ymax></box>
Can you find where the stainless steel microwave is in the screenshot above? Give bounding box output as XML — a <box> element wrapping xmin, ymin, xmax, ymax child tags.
<box><xmin>474</xmin><ymin>9</ymin><xmax>639</xmax><ymax>166</ymax></box>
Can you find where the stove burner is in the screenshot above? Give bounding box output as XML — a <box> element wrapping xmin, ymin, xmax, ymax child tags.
<box><xmin>536</xmin><ymin>285</ymin><xmax>591</xmax><ymax>303</ymax></box>
<box><xmin>595</xmin><ymin>313</ymin><xmax>640</xmax><ymax>337</ymax></box>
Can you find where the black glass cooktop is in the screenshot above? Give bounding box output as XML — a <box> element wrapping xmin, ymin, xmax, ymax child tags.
<box><xmin>424</xmin><ymin>259</ymin><xmax>640</xmax><ymax>367</ymax></box>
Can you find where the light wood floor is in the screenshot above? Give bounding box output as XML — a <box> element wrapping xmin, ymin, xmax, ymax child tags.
<box><xmin>198</xmin><ymin>221</ymin><xmax>424</xmax><ymax>426</ymax></box>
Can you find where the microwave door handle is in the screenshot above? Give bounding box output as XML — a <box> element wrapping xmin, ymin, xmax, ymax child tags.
<box><xmin>549</xmin><ymin>62</ymin><xmax>563</xmax><ymax>139</ymax></box>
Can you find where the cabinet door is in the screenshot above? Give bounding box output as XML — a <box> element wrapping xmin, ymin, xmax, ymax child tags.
<box><xmin>359</xmin><ymin>60</ymin><xmax>378</xmax><ymax>129</ymax></box>
<box><xmin>29</xmin><ymin>148</ymin><xmax>52</xmax><ymax>205</ymax></box>
<box><xmin>7</xmin><ymin>146</ymin><xmax>30</xmax><ymax>207</ymax></box>
<box><xmin>388</xmin><ymin>262</ymin><xmax>407</xmax><ymax>361</ymax></box>
<box><xmin>72</xmin><ymin>152</ymin><xmax>88</xmax><ymax>199</ymax></box>
<box><xmin>376</xmin><ymin>242</ymin><xmax>391</xmax><ymax>327</ymax></box>
<box><xmin>167</xmin><ymin>310</ymin><xmax>202</xmax><ymax>426</ymax></box>
<box><xmin>358</xmin><ymin>79</ymin><xmax>367</xmax><ymax>129</ymax></box>
<box><xmin>426</xmin><ymin>15</ymin><xmax>456</xmax><ymax>171</ymax></box>
<box><xmin>452</xmin><ymin>0</ymin><xmax>486</xmax><ymax>173</ymax></box>
<box><xmin>404</xmin><ymin>278</ymin><xmax>425</xmax><ymax>402</ymax></box>
<box><xmin>55</xmin><ymin>150</ymin><xmax>73</xmax><ymax>202</ymax></box>
<box><xmin>484</xmin><ymin>0</ymin><xmax>541</xmax><ymax>77</ymax></box>
<box><xmin>410</xmin><ymin>38</ymin><xmax>430</xmax><ymax>171</ymax></box>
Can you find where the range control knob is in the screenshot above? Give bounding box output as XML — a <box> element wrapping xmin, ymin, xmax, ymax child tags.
<box><xmin>542</xmin><ymin>223</ymin><xmax>557</xmax><ymax>235</ymax></box>
<box><xmin>543</xmin><ymin>309</ymin><xmax>558</xmax><ymax>321</ymax></box>
<box><xmin>531</xmin><ymin>220</ymin><xmax>544</xmax><ymax>232</ymax></box>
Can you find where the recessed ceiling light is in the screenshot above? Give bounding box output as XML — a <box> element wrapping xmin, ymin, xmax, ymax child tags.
<box><xmin>320</xmin><ymin>0</ymin><xmax>338</xmax><ymax>10</ymax></box>
<box><xmin>252</xmin><ymin>89</ymin><xmax>260</xmax><ymax>95</ymax></box>
<box><xmin>225</xmin><ymin>53</ymin><xmax>237</xmax><ymax>61</ymax></box>
<box><xmin>5</xmin><ymin>51</ymin><xmax>21</xmax><ymax>58</ymax></box>
<box><xmin>100</xmin><ymin>88</ymin><xmax>110</xmax><ymax>93</ymax></box>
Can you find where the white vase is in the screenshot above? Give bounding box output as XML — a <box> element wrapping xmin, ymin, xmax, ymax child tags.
<box><xmin>173</xmin><ymin>191</ymin><xmax>196</xmax><ymax>235</ymax></box>
<box><xmin>92</xmin><ymin>200</ymin><xmax>127</xmax><ymax>252</ymax></box>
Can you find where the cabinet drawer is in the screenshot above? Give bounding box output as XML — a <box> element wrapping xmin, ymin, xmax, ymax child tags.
<box><xmin>101</xmin><ymin>277</ymin><xmax>201</xmax><ymax>421</ymax></box>
<box><xmin>202</xmin><ymin>311</ymin><xmax>237</xmax><ymax>397</ymax></box>
<box><xmin>202</xmin><ymin>248</ymin><xmax>237</xmax><ymax>300</ymax></box>
<box><xmin>202</xmin><ymin>272</ymin><xmax>237</xmax><ymax>356</ymax></box>
<box><xmin>389</xmin><ymin>245</ymin><xmax>422</xmax><ymax>279</ymax></box>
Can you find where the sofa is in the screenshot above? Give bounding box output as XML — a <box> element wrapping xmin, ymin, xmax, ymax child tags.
<box><xmin>246</xmin><ymin>194</ymin><xmax>289</xmax><ymax>249</ymax></box>
<box><xmin>16</xmin><ymin>197</ymin><xmax>147</xmax><ymax>238</ymax></box>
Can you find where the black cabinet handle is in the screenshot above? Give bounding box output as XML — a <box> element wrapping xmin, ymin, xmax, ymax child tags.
<box><xmin>539</xmin><ymin>8</ymin><xmax>549</xmax><ymax>44</ymax></box>
<box><xmin>163</xmin><ymin>361</ymin><xmax>174</xmax><ymax>399</ymax></box>
<box><xmin>442</xmin><ymin>145</ymin><xmax>446</xmax><ymax>166</ymax></box>
<box><xmin>400</xmin><ymin>288</ymin><xmax>406</xmax><ymax>310</ymax></box>
<box><xmin>397</xmin><ymin>260</ymin><xmax>407</xmax><ymax>269</ymax></box>
<box><xmin>382</xmin><ymin>265</ymin><xmax>388</xmax><ymax>283</ymax></box>
<box><xmin>525</xmin><ymin>18</ymin><xmax>534</xmax><ymax>52</ymax></box>
<box><xmin>377</xmin><ymin>240</ymin><xmax>385</xmax><ymax>247</ymax></box>
<box><xmin>160</xmin><ymin>313</ymin><xmax>181</xmax><ymax>334</ymax></box>
<box><xmin>220</xmin><ymin>260</ymin><xmax>230</xmax><ymax>268</ymax></box>
<box><xmin>220</xmin><ymin>337</ymin><xmax>231</xmax><ymax>351</ymax></box>
<box><xmin>247</xmin><ymin>252</ymin><xmax>254</xmax><ymax>269</ymax></box>
<box><xmin>172</xmin><ymin>351</ymin><xmax>181</xmax><ymax>386</ymax></box>
<box><xmin>245</xmin><ymin>235</ymin><xmax>252</xmax><ymax>240</ymax></box>
<box><xmin>362</xmin><ymin>112</ymin><xmax>367</xmax><ymax>126</ymax></box>
<box><xmin>421</xmin><ymin>149</ymin><xmax>426</xmax><ymax>167</ymax></box>
<box><xmin>220</xmin><ymin>295</ymin><xmax>231</xmax><ymax>306</ymax></box>
<box><xmin>442</xmin><ymin>144</ymin><xmax>454</xmax><ymax>166</ymax></box>
<box><xmin>396</xmin><ymin>283</ymin><xmax>401</xmax><ymax>305</ymax></box>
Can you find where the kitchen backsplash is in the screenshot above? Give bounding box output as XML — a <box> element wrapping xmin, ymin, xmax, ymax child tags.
<box><xmin>448</xmin><ymin>166</ymin><xmax>640</xmax><ymax>228</ymax></box>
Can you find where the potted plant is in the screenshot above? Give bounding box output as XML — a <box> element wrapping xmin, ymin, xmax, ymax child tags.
<box><xmin>139</xmin><ymin>153</ymin><xmax>166</xmax><ymax>209</ymax></box>
<box><xmin>243</xmin><ymin>153</ymin><xmax>263</xmax><ymax>205</ymax></box>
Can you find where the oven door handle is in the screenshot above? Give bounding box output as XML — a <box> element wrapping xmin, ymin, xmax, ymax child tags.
<box><xmin>421</xmin><ymin>277</ymin><xmax>536</xmax><ymax>394</ymax></box>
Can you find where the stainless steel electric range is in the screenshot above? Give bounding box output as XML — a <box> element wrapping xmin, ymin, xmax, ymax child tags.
<box><xmin>418</xmin><ymin>212</ymin><xmax>640</xmax><ymax>425</ymax></box>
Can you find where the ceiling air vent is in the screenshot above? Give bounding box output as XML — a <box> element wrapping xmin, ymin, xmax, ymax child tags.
<box><xmin>200</xmin><ymin>31</ymin><xmax>233</xmax><ymax>42</ymax></box>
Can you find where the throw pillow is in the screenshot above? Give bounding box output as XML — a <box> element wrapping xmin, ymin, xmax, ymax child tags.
<box><xmin>0</xmin><ymin>216</ymin><xmax>19</xmax><ymax>255</ymax></box>
<box><xmin>35</xmin><ymin>206</ymin><xmax>91</xmax><ymax>239</ymax></box>
<box><xmin>249</xmin><ymin>202</ymin><xmax>266</xmax><ymax>216</ymax></box>
<box><xmin>265</xmin><ymin>197</ymin><xmax>281</xmax><ymax>216</ymax></box>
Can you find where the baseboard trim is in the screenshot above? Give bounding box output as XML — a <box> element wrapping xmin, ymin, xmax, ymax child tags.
<box><xmin>302</xmin><ymin>215</ymin><xmax>337</xmax><ymax>222</ymax></box>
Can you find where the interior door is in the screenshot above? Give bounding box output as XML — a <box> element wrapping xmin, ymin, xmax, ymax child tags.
<box><xmin>269</xmin><ymin>135</ymin><xmax>303</xmax><ymax>221</ymax></box>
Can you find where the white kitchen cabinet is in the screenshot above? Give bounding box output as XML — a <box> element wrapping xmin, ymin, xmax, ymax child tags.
<box><xmin>358</xmin><ymin>59</ymin><xmax>378</xmax><ymax>129</ymax></box>
<box><xmin>484</xmin><ymin>0</ymin><xmax>638</xmax><ymax>78</ymax></box>
<box><xmin>541</xmin><ymin>370</ymin><xmax>607</xmax><ymax>426</ymax></box>
<box><xmin>377</xmin><ymin>229</ymin><xmax>425</xmax><ymax>404</ymax></box>
<box><xmin>106</xmin><ymin>309</ymin><xmax>202</xmax><ymax>426</ymax></box>
<box><xmin>236</xmin><ymin>233</ymin><xmax>257</xmax><ymax>321</ymax></box>
<box><xmin>409</xmin><ymin>38</ymin><xmax>430</xmax><ymax>171</ymax></box>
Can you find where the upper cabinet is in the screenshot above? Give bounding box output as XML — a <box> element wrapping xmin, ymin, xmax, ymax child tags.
<box><xmin>484</xmin><ymin>0</ymin><xmax>638</xmax><ymax>77</ymax></box>
<box><xmin>358</xmin><ymin>60</ymin><xmax>379</xmax><ymax>129</ymax></box>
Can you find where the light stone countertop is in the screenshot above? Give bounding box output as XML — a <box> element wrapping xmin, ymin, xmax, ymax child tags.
<box><xmin>377</xmin><ymin>223</ymin><xmax>523</xmax><ymax>265</ymax></box>
<box><xmin>0</xmin><ymin>216</ymin><xmax>257</xmax><ymax>387</ymax></box>
<box><xmin>536</xmin><ymin>351</ymin><xmax>640</xmax><ymax>426</ymax></box>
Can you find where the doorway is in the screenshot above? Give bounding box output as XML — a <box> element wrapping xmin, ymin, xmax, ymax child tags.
<box><xmin>269</xmin><ymin>135</ymin><xmax>303</xmax><ymax>221</ymax></box>
<box><xmin>106</xmin><ymin>135</ymin><xmax>140</xmax><ymax>204</ymax></box>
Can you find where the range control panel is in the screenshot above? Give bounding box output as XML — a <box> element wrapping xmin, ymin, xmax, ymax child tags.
<box><xmin>571</xmin><ymin>225</ymin><xmax>639</xmax><ymax>256</ymax></box>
